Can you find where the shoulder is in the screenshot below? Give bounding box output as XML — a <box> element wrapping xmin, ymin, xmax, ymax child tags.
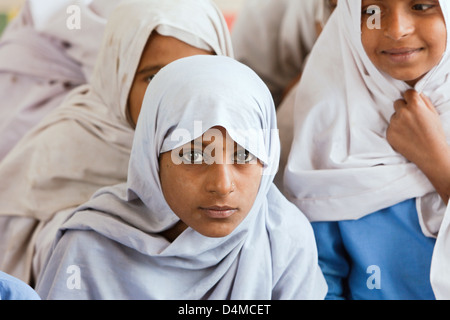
<box><xmin>55</xmin><ymin>227</ymin><xmax>123</xmax><ymax>262</ymax></box>
<box><xmin>51</xmin><ymin>213</ymin><xmax>152</xmax><ymax>272</ymax></box>
<box><xmin>37</xmin><ymin>228</ymin><xmax>130</xmax><ymax>299</ymax></box>
<box><xmin>267</xmin><ymin>185</ymin><xmax>313</xmax><ymax>232</ymax></box>
<box><xmin>0</xmin><ymin>119</ymin><xmax>90</xmax><ymax>171</ymax></box>
<box><xmin>0</xmin><ymin>272</ymin><xmax>40</xmax><ymax>300</ymax></box>
<box><xmin>266</xmin><ymin>185</ymin><xmax>316</xmax><ymax>248</ymax></box>
<box><xmin>266</xmin><ymin>185</ymin><xmax>327</xmax><ymax>299</ymax></box>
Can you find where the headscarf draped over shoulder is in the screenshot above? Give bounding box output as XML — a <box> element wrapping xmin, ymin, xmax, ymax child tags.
<box><xmin>36</xmin><ymin>55</ymin><xmax>327</xmax><ymax>300</ymax></box>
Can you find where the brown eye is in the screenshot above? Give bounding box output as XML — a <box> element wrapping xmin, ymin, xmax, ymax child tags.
<box><xmin>179</xmin><ymin>149</ymin><xmax>204</xmax><ymax>164</ymax></box>
<box><xmin>411</xmin><ymin>4</ymin><xmax>435</xmax><ymax>11</ymax></box>
<box><xmin>234</xmin><ymin>149</ymin><xmax>256</xmax><ymax>164</ymax></box>
<box><xmin>145</xmin><ymin>74</ymin><xmax>156</xmax><ymax>83</ymax></box>
<box><xmin>362</xmin><ymin>5</ymin><xmax>380</xmax><ymax>16</ymax></box>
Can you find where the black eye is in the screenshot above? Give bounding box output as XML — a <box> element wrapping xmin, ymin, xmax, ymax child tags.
<box><xmin>234</xmin><ymin>149</ymin><xmax>256</xmax><ymax>164</ymax></box>
<box><xmin>362</xmin><ymin>5</ymin><xmax>380</xmax><ymax>16</ymax></box>
<box><xmin>145</xmin><ymin>74</ymin><xmax>156</xmax><ymax>83</ymax></box>
<box><xmin>180</xmin><ymin>150</ymin><xmax>204</xmax><ymax>164</ymax></box>
<box><xmin>412</xmin><ymin>4</ymin><xmax>434</xmax><ymax>11</ymax></box>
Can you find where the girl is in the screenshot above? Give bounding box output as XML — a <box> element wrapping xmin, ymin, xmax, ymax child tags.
<box><xmin>284</xmin><ymin>0</ymin><xmax>450</xmax><ymax>299</ymax></box>
<box><xmin>35</xmin><ymin>55</ymin><xmax>327</xmax><ymax>300</ymax></box>
<box><xmin>0</xmin><ymin>0</ymin><xmax>125</xmax><ymax>160</ymax></box>
<box><xmin>0</xmin><ymin>0</ymin><xmax>232</xmax><ymax>286</ymax></box>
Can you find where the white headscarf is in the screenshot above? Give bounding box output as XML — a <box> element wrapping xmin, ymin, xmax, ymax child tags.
<box><xmin>0</xmin><ymin>0</ymin><xmax>233</xmax><ymax>284</ymax></box>
<box><xmin>232</xmin><ymin>0</ymin><xmax>333</xmax><ymax>107</ymax></box>
<box><xmin>25</xmin><ymin>0</ymin><xmax>121</xmax><ymax>80</ymax></box>
<box><xmin>0</xmin><ymin>0</ymin><xmax>122</xmax><ymax>160</ymax></box>
<box><xmin>36</xmin><ymin>55</ymin><xmax>327</xmax><ymax>300</ymax></box>
<box><xmin>284</xmin><ymin>0</ymin><xmax>450</xmax><ymax>237</ymax></box>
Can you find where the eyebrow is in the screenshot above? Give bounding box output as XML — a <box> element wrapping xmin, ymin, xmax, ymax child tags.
<box><xmin>189</xmin><ymin>141</ymin><xmax>243</xmax><ymax>151</ymax></box>
<box><xmin>361</xmin><ymin>0</ymin><xmax>386</xmax><ymax>4</ymax></box>
<box><xmin>137</xmin><ymin>65</ymin><xmax>164</xmax><ymax>75</ymax></box>
<box><xmin>361</xmin><ymin>0</ymin><xmax>383</xmax><ymax>3</ymax></box>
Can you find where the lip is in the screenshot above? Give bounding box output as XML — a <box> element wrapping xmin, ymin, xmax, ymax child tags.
<box><xmin>381</xmin><ymin>47</ymin><xmax>423</xmax><ymax>63</ymax></box>
<box><xmin>200</xmin><ymin>206</ymin><xmax>238</xmax><ymax>219</ymax></box>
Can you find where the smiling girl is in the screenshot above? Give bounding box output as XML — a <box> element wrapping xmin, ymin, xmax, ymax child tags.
<box><xmin>284</xmin><ymin>0</ymin><xmax>450</xmax><ymax>299</ymax></box>
<box><xmin>362</xmin><ymin>0</ymin><xmax>446</xmax><ymax>86</ymax></box>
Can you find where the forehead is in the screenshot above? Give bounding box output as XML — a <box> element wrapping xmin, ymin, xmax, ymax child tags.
<box><xmin>165</xmin><ymin>124</ymin><xmax>269</xmax><ymax>164</ymax></box>
<box><xmin>191</xmin><ymin>127</ymin><xmax>238</xmax><ymax>147</ymax></box>
<box><xmin>139</xmin><ymin>32</ymin><xmax>212</xmax><ymax>67</ymax></box>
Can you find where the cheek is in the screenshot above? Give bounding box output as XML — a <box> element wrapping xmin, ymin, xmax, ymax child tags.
<box><xmin>361</xmin><ymin>29</ymin><xmax>379</xmax><ymax>59</ymax></box>
<box><xmin>236</xmin><ymin>168</ymin><xmax>263</xmax><ymax>211</ymax></box>
<box><xmin>127</xmin><ymin>83</ymin><xmax>147</xmax><ymax>123</ymax></box>
<box><xmin>160</xmin><ymin>166</ymin><xmax>198</xmax><ymax>214</ymax></box>
<box><xmin>427</xmin><ymin>23</ymin><xmax>447</xmax><ymax>59</ymax></box>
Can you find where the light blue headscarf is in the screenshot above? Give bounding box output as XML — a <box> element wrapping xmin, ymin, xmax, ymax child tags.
<box><xmin>36</xmin><ymin>55</ymin><xmax>326</xmax><ymax>300</ymax></box>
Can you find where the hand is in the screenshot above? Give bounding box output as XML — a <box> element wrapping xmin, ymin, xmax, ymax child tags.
<box><xmin>387</xmin><ymin>89</ymin><xmax>450</xmax><ymax>203</ymax></box>
<box><xmin>387</xmin><ymin>90</ymin><xmax>446</xmax><ymax>165</ymax></box>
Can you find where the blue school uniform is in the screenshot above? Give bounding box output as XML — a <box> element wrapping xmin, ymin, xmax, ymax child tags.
<box><xmin>312</xmin><ymin>199</ymin><xmax>436</xmax><ymax>300</ymax></box>
<box><xmin>0</xmin><ymin>271</ymin><xmax>40</xmax><ymax>300</ymax></box>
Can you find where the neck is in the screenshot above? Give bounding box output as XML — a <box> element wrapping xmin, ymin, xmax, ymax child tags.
<box><xmin>160</xmin><ymin>220</ymin><xmax>188</xmax><ymax>242</ymax></box>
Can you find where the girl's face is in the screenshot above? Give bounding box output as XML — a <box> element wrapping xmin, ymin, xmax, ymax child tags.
<box><xmin>127</xmin><ymin>33</ymin><xmax>214</xmax><ymax>127</ymax></box>
<box><xmin>361</xmin><ymin>0</ymin><xmax>447</xmax><ymax>86</ymax></box>
<box><xmin>159</xmin><ymin>126</ymin><xmax>263</xmax><ymax>238</ymax></box>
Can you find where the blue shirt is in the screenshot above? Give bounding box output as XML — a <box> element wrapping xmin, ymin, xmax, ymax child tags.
<box><xmin>312</xmin><ymin>199</ymin><xmax>436</xmax><ymax>300</ymax></box>
<box><xmin>0</xmin><ymin>271</ymin><xmax>40</xmax><ymax>300</ymax></box>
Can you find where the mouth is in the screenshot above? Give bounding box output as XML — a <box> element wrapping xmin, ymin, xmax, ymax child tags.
<box><xmin>199</xmin><ymin>205</ymin><xmax>238</xmax><ymax>219</ymax></box>
<box><xmin>381</xmin><ymin>47</ymin><xmax>423</xmax><ymax>62</ymax></box>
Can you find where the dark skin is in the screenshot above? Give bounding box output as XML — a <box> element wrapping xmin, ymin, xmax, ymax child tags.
<box><xmin>387</xmin><ymin>90</ymin><xmax>450</xmax><ymax>205</ymax></box>
<box><xmin>359</xmin><ymin>0</ymin><xmax>449</xmax><ymax>204</ymax></box>
<box><xmin>127</xmin><ymin>32</ymin><xmax>213</xmax><ymax>127</ymax></box>
<box><xmin>159</xmin><ymin>127</ymin><xmax>263</xmax><ymax>242</ymax></box>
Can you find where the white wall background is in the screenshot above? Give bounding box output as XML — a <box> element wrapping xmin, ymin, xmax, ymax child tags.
<box><xmin>213</xmin><ymin>0</ymin><xmax>245</xmax><ymax>12</ymax></box>
<box><xmin>0</xmin><ymin>0</ymin><xmax>246</xmax><ymax>32</ymax></box>
<box><xmin>0</xmin><ymin>0</ymin><xmax>245</xmax><ymax>11</ymax></box>
<box><xmin>0</xmin><ymin>0</ymin><xmax>24</xmax><ymax>11</ymax></box>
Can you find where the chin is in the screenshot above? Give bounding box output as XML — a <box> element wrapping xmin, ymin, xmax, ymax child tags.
<box><xmin>197</xmin><ymin>225</ymin><xmax>236</xmax><ymax>238</ymax></box>
<box><xmin>200</xmin><ymin>231</ymin><xmax>233</xmax><ymax>238</ymax></box>
<box><xmin>385</xmin><ymin>69</ymin><xmax>426</xmax><ymax>85</ymax></box>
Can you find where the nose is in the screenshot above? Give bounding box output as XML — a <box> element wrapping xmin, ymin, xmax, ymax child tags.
<box><xmin>205</xmin><ymin>163</ymin><xmax>235</xmax><ymax>196</ymax></box>
<box><xmin>384</xmin><ymin>9</ymin><xmax>414</xmax><ymax>40</ymax></box>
